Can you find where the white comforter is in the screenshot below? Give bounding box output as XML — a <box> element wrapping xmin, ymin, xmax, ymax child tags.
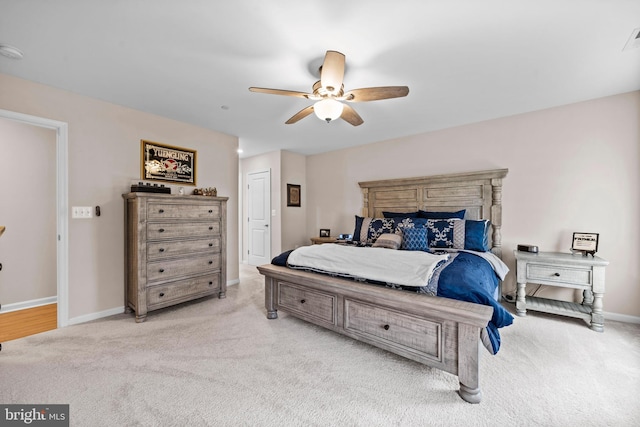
<box><xmin>287</xmin><ymin>244</ymin><xmax>449</xmax><ymax>288</ymax></box>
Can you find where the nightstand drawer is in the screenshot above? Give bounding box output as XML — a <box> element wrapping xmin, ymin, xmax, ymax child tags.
<box><xmin>526</xmin><ymin>264</ymin><xmax>591</xmax><ymax>287</ymax></box>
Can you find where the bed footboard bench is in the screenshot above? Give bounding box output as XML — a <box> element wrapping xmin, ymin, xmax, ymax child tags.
<box><xmin>257</xmin><ymin>264</ymin><xmax>494</xmax><ymax>403</ymax></box>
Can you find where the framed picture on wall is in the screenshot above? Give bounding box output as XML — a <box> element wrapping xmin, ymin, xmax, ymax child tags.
<box><xmin>141</xmin><ymin>140</ymin><xmax>197</xmax><ymax>185</ymax></box>
<box><xmin>287</xmin><ymin>184</ymin><xmax>301</xmax><ymax>207</ymax></box>
<box><xmin>319</xmin><ymin>229</ymin><xmax>330</xmax><ymax>238</ymax></box>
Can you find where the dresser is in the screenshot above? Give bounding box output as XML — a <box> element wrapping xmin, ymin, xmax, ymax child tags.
<box><xmin>123</xmin><ymin>193</ymin><xmax>228</xmax><ymax>322</ymax></box>
<box><xmin>514</xmin><ymin>250</ymin><xmax>608</xmax><ymax>332</ymax></box>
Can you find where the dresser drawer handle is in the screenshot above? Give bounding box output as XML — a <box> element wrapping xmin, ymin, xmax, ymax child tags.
<box><xmin>209</xmin><ymin>226</ymin><xmax>214</xmax><ymax>230</ymax></box>
<box><xmin>208</xmin><ymin>209</ymin><xmax>213</xmax><ymax>213</ymax></box>
<box><xmin>209</xmin><ymin>281</ymin><xmax>213</xmax><ymax>286</ymax></box>
<box><xmin>383</xmin><ymin>324</ymin><xmax>390</xmax><ymax>330</ymax></box>
<box><xmin>554</xmin><ymin>272</ymin><xmax>561</xmax><ymax>277</ymax></box>
<box><xmin>159</xmin><ymin>248</ymin><xmax>165</xmax><ymax>253</ymax></box>
<box><xmin>159</xmin><ymin>209</ymin><xmax>164</xmax><ymax>213</ymax></box>
<box><xmin>159</xmin><ymin>268</ymin><xmax>165</xmax><ymax>273</ymax></box>
<box><xmin>208</xmin><ymin>260</ymin><xmax>213</xmax><ymax>265</ymax></box>
<box><xmin>209</xmin><ymin>243</ymin><xmax>213</xmax><ymax>247</ymax></box>
<box><xmin>159</xmin><ymin>292</ymin><xmax>165</xmax><ymax>297</ymax></box>
<box><xmin>300</xmin><ymin>299</ymin><xmax>306</xmax><ymax>304</ymax></box>
<box><xmin>158</xmin><ymin>228</ymin><xmax>165</xmax><ymax>233</ymax></box>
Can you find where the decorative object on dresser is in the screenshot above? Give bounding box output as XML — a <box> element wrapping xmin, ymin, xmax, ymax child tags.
<box><xmin>514</xmin><ymin>250</ymin><xmax>609</xmax><ymax>331</ymax></box>
<box><xmin>123</xmin><ymin>193</ymin><xmax>227</xmax><ymax>322</ymax></box>
<box><xmin>259</xmin><ymin>168</ymin><xmax>509</xmax><ymax>403</ymax></box>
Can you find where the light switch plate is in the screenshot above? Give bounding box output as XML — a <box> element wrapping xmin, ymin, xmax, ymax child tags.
<box><xmin>72</xmin><ymin>206</ymin><xmax>93</xmax><ymax>218</ymax></box>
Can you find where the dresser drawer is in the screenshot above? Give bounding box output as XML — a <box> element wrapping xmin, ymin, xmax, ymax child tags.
<box><xmin>147</xmin><ymin>254</ymin><xmax>221</xmax><ymax>282</ymax></box>
<box><xmin>344</xmin><ymin>299</ymin><xmax>442</xmax><ymax>361</ymax></box>
<box><xmin>277</xmin><ymin>282</ymin><xmax>336</xmax><ymax>326</ymax></box>
<box><xmin>147</xmin><ymin>221</ymin><xmax>220</xmax><ymax>240</ymax></box>
<box><xmin>526</xmin><ymin>264</ymin><xmax>592</xmax><ymax>287</ymax></box>
<box><xmin>147</xmin><ymin>274</ymin><xmax>221</xmax><ymax>307</ymax></box>
<box><xmin>147</xmin><ymin>202</ymin><xmax>221</xmax><ymax>219</ymax></box>
<box><xmin>147</xmin><ymin>237</ymin><xmax>220</xmax><ymax>260</ymax></box>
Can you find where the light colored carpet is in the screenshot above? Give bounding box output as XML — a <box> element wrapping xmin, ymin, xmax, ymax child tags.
<box><xmin>1</xmin><ymin>264</ymin><xmax>639</xmax><ymax>426</ymax></box>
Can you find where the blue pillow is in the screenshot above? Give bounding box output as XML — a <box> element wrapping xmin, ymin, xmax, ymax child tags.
<box><xmin>352</xmin><ymin>215</ymin><xmax>396</xmax><ymax>244</ymax></box>
<box><xmin>418</xmin><ymin>209</ymin><xmax>466</xmax><ymax>220</ymax></box>
<box><xmin>426</xmin><ymin>219</ymin><xmax>491</xmax><ymax>251</ymax></box>
<box><xmin>382</xmin><ymin>211</ymin><xmax>420</xmax><ymax>218</ymax></box>
<box><xmin>401</xmin><ymin>227</ymin><xmax>430</xmax><ymax>251</ymax></box>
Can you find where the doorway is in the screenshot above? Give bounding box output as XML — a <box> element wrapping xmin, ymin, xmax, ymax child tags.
<box><xmin>247</xmin><ymin>170</ymin><xmax>271</xmax><ymax>265</ymax></box>
<box><xmin>0</xmin><ymin>109</ymin><xmax>69</xmax><ymax>334</ymax></box>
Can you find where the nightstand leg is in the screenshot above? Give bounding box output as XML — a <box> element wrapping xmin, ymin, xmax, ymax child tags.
<box><xmin>582</xmin><ymin>289</ymin><xmax>594</xmax><ymax>305</ymax></box>
<box><xmin>515</xmin><ymin>281</ymin><xmax>527</xmax><ymax>316</ymax></box>
<box><xmin>590</xmin><ymin>292</ymin><xmax>604</xmax><ymax>332</ymax></box>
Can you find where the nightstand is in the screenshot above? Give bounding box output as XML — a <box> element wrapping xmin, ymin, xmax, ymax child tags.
<box><xmin>310</xmin><ymin>236</ymin><xmax>338</xmax><ymax>245</ymax></box>
<box><xmin>514</xmin><ymin>250</ymin><xmax>609</xmax><ymax>332</ymax></box>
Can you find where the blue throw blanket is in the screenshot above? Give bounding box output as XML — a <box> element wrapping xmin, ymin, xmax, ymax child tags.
<box><xmin>435</xmin><ymin>252</ymin><xmax>513</xmax><ymax>354</ymax></box>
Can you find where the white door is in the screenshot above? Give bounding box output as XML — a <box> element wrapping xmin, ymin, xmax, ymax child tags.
<box><xmin>247</xmin><ymin>170</ymin><xmax>271</xmax><ymax>265</ymax></box>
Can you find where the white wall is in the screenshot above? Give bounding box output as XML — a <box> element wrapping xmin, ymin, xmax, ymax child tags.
<box><xmin>305</xmin><ymin>91</ymin><xmax>640</xmax><ymax>319</ymax></box>
<box><xmin>281</xmin><ymin>150</ymin><xmax>307</xmax><ymax>251</ymax></box>
<box><xmin>0</xmin><ymin>118</ymin><xmax>57</xmax><ymax>304</ymax></box>
<box><xmin>0</xmin><ymin>73</ymin><xmax>239</xmax><ymax>321</ymax></box>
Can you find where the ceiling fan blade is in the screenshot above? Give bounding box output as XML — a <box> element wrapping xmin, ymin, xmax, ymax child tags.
<box><xmin>320</xmin><ymin>50</ymin><xmax>345</xmax><ymax>93</ymax></box>
<box><xmin>285</xmin><ymin>105</ymin><xmax>315</xmax><ymax>124</ymax></box>
<box><xmin>249</xmin><ymin>87</ymin><xmax>312</xmax><ymax>99</ymax></box>
<box><xmin>343</xmin><ymin>86</ymin><xmax>409</xmax><ymax>102</ymax></box>
<box><xmin>340</xmin><ymin>104</ymin><xmax>364</xmax><ymax>126</ymax></box>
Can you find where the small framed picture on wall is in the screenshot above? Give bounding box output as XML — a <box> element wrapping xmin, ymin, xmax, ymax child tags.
<box><xmin>287</xmin><ymin>184</ymin><xmax>301</xmax><ymax>207</ymax></box>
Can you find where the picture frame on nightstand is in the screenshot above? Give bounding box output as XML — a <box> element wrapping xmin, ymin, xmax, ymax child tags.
<box><xmin>571</xmin><ymin>232</ymin><xmax>599</xmax><ymax>256</ymax></box>
<box><xmin>319</xmin><ymin>229</ymin><xmax>330</xmax><ymax>238</ymax></box>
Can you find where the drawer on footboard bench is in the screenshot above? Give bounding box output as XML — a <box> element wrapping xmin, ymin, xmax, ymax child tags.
<box><xmin>344</xmin><ymin>299</ymin><xmax>444</xmax><ymax>366</ymax></box>
<box><xmin>276</xmin><ymin>282</ymin><xmax>337</xmax><ymax>328</ymax></box>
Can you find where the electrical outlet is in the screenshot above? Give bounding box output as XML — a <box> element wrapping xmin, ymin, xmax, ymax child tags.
<box><xmin>72</xmin><ymin>206</ymin><xmax>93</xmax><ymax>219</ymax></box>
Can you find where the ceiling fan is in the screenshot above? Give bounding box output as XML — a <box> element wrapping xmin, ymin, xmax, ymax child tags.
<box><xmin>249</xmin><ymin>50</ymin><xmax>409</xmax><ymax>126</ymax></box>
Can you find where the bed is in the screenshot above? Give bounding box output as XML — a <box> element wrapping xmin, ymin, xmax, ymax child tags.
<box><xmin>257</xmin><ymin>168</ymin><xmax>511</xmax><ymax>403</ymax></box>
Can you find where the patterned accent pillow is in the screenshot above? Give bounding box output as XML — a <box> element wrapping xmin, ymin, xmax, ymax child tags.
<box><xmin>393</xmin><ymin>217</ymin><xmax>428</xmax><ymax>234</ymax></box>
<box><xmin>402</xmin><ymin>227</ymin><xmax>430</xmax><ymax>251</ymax></box>
<box><xmin>352</xmin><ymin>216</ymin><xmax>396</xmax><ymax>244</ymax></box>
<box><xmin>372</xmin><ymin>233</ymin><xmax>402</xmax><ymax>250</ymax></box>
<box><xmin>426</xmin><ymin>219</ymin><xmax>491</xmax><ymax>251</ymax></box>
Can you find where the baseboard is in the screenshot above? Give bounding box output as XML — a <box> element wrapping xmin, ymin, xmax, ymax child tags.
<box><xmin>227</xmin><ymin>278</ymin><xmax>240</xmax><ymax>287</ymax></box>
<box><xmin>0</xmin><ymin>296</ymin><xmax>57</xmax><ymax>314</ymax></box>
<box><xmin>604</xmin><ymin>311</ymin><xmax>640</xmax><ymax>324</ymax></box>
<box><xmin>67</xmin><ymin>306</ymin><xmax>125</xmax><ymax>326</ymax></box>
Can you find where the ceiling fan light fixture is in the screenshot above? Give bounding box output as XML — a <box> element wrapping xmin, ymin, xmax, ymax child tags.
<box><xmin>314</xmin><ymin>98</ymin><xmax>343</xmax><ymax>123</ymax></box>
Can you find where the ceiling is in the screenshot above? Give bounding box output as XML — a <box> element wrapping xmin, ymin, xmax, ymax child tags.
<box><xmin>1</xmin><ymin>1</ymin><xmax>639</xmax><ymax>159</ymax></box>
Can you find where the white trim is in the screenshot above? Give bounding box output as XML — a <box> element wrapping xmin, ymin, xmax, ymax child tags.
<box><xmin>0</xmin><ymin>109</ymin><xmax>69</xmax><ymax>328</ymax></box>
<box><xmin>227</xmin><ymin>278</ymin><xmax>240</xmax><ymax>287</ymax></box>
<box><xmin>67</xmin><ymin>306</ymin><xmax>125</xmax><ymax>326</ymax></box>
<box><xmin>604</xmin><ymin>311</ymin><xmax>640</xmax><ymax>325</ymax></box>
<box><xmin>0</xmin><ymin>296</ymin><xmax>58</xmax><ymax>314</ymax></box>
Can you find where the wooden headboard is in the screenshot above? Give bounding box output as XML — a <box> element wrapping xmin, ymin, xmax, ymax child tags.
<box><xmin>358</xmin><ymin>169</ymin><xmax>508</xmax><ymax>258</ymax></box>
